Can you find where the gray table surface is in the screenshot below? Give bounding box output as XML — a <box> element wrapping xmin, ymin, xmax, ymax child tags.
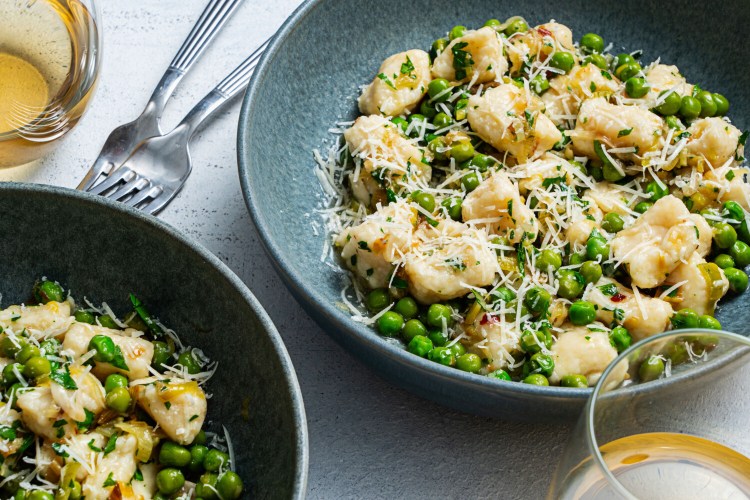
<box><xmin>2</xmin><ymin>0</ymin><xmax>574</xmax><ymax>497</ymax></box>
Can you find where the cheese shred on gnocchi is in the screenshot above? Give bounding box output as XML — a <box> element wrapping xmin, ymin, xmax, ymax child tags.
<box><xmin>0</xmin><ymin>280</ymin><xmax>243</xmax><ymax>499</ymax></box>
<box><xmin>316</xmin><ymin>17</ymin><xmax>748</xmax><ymax>388</ymax></box>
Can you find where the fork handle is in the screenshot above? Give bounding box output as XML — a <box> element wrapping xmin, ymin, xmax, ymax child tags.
<box><xmin>147</xmin><ymin>0</ymin><xmax>244</xmax><ymax>118</ymax></box>
<box><xmin>178</xmin><ymin>37</ymin><xmax>270</xmax><ymax>138</ymax></box>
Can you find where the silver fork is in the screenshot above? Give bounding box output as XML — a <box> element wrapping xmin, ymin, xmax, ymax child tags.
<box><xmin>83</xmin><ymin>38</ymin><xmax>270</xmax><ymax>214</ymax></box>
<box><xmin>77</xmin><ymin>0</ymin><xmax>244</xmax><ymax>191</ymax></box>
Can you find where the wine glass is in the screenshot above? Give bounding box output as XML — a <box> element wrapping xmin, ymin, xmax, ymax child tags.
<box><xmin>548</xmin><ymin>329</ymin><xmax>750</xmax><ymax>499</ymax></box>
<box><xmin>0</xmin><ymin>0</ymin><xmax>101</xmax><ymax>168</ymax></box>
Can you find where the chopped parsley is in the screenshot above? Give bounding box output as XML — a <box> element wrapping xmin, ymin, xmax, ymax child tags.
<box><xmin>617</xmin><ymin>128</ymin><xmax>633</xmax><ymax>137</ymax></box>
<box><xmin>451</xmin><ymin>42</ymin><xmax>472</xmax><ymax>80</ymax></box>
<box><xmin>400</xmin><ymin>56</ymin><xmax>415</xmax><ymax>77</ymax></box>
<box><xmin>600</xmin><ymin>70</ymin><xmax>613</xmax><ymax>80</ymax></box>
<box><xmin>75</xmin><ymin>409</ymin><xmax>95</xmax><ymax>431</ymax></box>
<box><xmin>103</xmin><ymin>433</ymin><xmax>118</xmax><ymax>455</ymax></box>
<box><xmin>51</xmin><ymin>442</ymin><xmax>69</xmax><ymax>458</ymax></box>
<box><xmin>377</xmin><ymin>73</ymin><xmax>396</xmax><ymax>90</ymax></box>
<box><xmin>598</xmin><ymin>284</ymin><xmax>618</xmax><ymax>296</ymax></box>
<box><xmin>103</xmin><ymin>472</ymin><xmax>116</xmax><ymax>488</ymax></box>
<box><xmin>50</xmin><ymin>365</ymin><xmax>78</xmax><ymax>391</ymax></box>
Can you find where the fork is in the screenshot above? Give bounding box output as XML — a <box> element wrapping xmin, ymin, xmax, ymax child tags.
<box><xmin>82</xmin><ymin>38</ymin><xmax>270</xmax><ymax>214</ymax></box>
<box><xmin>76</xmin><ymin>0</ymin><xmax>244</xmax><ymax>191</ymax></box>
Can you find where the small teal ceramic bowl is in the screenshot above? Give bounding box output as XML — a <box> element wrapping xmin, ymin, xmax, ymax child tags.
<box><xmin>238</xmin><ymin>0</ymin><xmax>749</xmax><ymax>421</ymax></box>
<box><xmin>0</xmin><ymin>183</ymin><xmax>308</xmax><ymax>499</ymax></box>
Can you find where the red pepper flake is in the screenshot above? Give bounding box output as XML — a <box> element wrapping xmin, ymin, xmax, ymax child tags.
<box><xmin>537</xmin><ymin>27</ymin><xmax>553</xmax><ymax>38</ymax></box>
<box><xmin>611</xmin><ymin>293</ymin><xmax>626</xmax><ymax>302</ymax></box>
<box><xmin>480</xmin><ymin>314</ymin><xmax>499</xmax><ymax>325</ymax></box>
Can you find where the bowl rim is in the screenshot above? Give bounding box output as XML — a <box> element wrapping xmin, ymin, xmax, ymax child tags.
<box><xmin>0</xmin><ymin>182</ymin><xmax>310</xmax><ymax>498</ymax></box>
<box><xmin>237</xmin><ymin>0</ymin><xmax>590</xmax><ymax>407</ymax></box>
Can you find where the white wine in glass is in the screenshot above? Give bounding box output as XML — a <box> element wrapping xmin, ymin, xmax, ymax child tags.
<box><xmin>549</xmin><ymin>330</ymin><xmax>750</xmax><ymax>500</ymax></box>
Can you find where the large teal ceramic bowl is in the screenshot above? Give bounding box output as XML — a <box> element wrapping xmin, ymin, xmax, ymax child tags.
<box><xmin>0</xmin><ymin>183</ymin><xmax>308</xmax><ymax>499</ymax></box>
<box><xmin>238</xmin><ymin>0</ymin><xmax>749</xmax><ymax>421</ymax></box>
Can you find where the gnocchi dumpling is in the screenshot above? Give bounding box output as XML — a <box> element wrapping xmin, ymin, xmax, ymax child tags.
<box><xmin>133</xmin><ymin>377</ymin><xmax>207</xmax><ymax>445</ymax></box>
<box><xmin>432</xmin><ymin>27</ymin><xmax>507</xmax><ymax>83</ymax></box>
<box><xmin>549</xmin><ymin>325</ymin><xmax>626</xmax><ymax>386</ymax></box>
<box><xmin>358</xmin><ymin>50</ymin><xmax>431</xmax><ymax>116</ymax></box>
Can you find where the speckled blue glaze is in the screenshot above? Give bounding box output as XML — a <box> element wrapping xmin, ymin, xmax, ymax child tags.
<box><xmin>238</xmin><ymin>0</ymin><xmax>749</xmax><ymax>421</ymax></box>
<box><xmin>0</xmin><ymin>183</ymin><xmax>308</xmax><ymax>499</ymax></box>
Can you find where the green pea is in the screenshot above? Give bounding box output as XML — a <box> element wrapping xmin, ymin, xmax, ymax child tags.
<box><xmin>484</xmin><ymin>18</ymin><xmax>502</xmax><ymax>28</ymax></box>
<box><xmin>584</xmin><ymin>53</ymin><xmax>608</xmax><ymax>70</ymax></box>
<box><xmin>366</xmin><ymin>289</ymin><xmax>390</xmax><ymax>313</ymax></box>
<box><xmin>407</xmin><ymin>335</ymin><xmax>433</xmax><ymax>357</ymax></box>
<box><xmin>524</xmin><ymin>287</ymin><xmax>551</xmax><ymax>315</ymax></box>
<box><xmin>556</xmin><ymin>270</ymin><xmax>585</xmax><ymax>300</ymax></box>
<box><xmin>601</xmin><ymin>213</ymin><xmax>625</xmax><ymax>233</ymax></box>
<box><xmin>156</xmin><ymin>468</ymin><xmax>185</xmax><ymax>495</ymax></box>
<box><xmin>625</xmin><ymin>77</ymin><xmax>649</xmax><ymax>98</ymax></box>
<box><xmin>712</xmin><ymin>93</ymin><xmax>729</xmax><ymax>116</ymax></box>
<box><xmin>407</xmin><ymin>112</ymin><xmax>427</xmax><ymax>129</ymax></box>
<box><xmin>393</xmin><ymin>297</ymin><xmax>417</xmax><ymax>320</ymax></box>
<box><xmin>615</xmin><ymin>62</ymin><xmax>641</xmax><ymax>81</ymax></box>
<box><xmin>520</xmin><ymin>330</ymin><xmax>551</xmax><ymax>354</ymax></box>
<box><xmin>192</xmin><ymin>430</ymin><xmax>208</xmax><ymax>446</ymax></box>
<box><xmin>679</xmin><ymin>95</ymin><xmax>701</xmax><ymax>119</ymax></box>
<box><xmin>639</xmin><ymin>355</ymin><xmax>665</xmax><ymax>382</ymax></box>
<box><xmin>15</xmin><ymin>344</ymin><xmax>41</xmax><ymax>364</ymax></box>
<box><xmin>204</xmin><ymin>449</ymin><xmax>230</xmax><ymax>472</ymax></box>
<box><xmin>529</xmin><ymin>352</ymin><xmax>555</xmax><ymax>377</ymax></box>
<box><xmin>433</xmin><ymin>112</ymin><xmax>453</xmax><ymax>129</ymax></box>
<box><xmin>196</xmin><ymin>473</ymin><xmax>219</xmax><ymax>500</ymax></box>
<box><xmin>569</xmin><ymin>301</ymin><xmax>596</xmax><ymax>326</ymax></box>
<box><xmin>0</xmin><ymin>336</ymin><xmax>24</xmax><ymax>359</ymax></box>
<box><xmin>391</xmin><ymin>116</ymin><xmax>408</xmax><ymax>133</ymax></box>
<box><xmin>104</xmin><ymin>374</ymin><xmax>129</xmax><ymax>393</ymax></box>
<box><xmin>725</xmin><ymin>267</ymin><xmax>749</xmax><ymax>293</ymax></box>
<box><xmin>490</xmin><ymin>286</ymin><xmax>516</xmax><ymax>303</ymax></box>
<box><xmin>376</xmin><ymin>311</ymin><xmax>404</xmax><ymax>337</ymax></box>
<box><xmin>612</xmin><ymin>53</ymin><xmax>636</xmax><ymax>69</ymax></box>
<box><xmin>713</xmin><ymin>222</ymin><xmax>738</xmax><ymax>249</ymax></box>
<box><xmin>430</xmin><ymin>38</ymin><xmax>448</xmax><ymax>59</ymax></box>
<box><xmin>26</xmin><ymin>492</ymin><xmax>54</xmax><ymax>500</ymax></box>
<box><xmin>97</xmin><ymin>314</ymin><xmax>119</xmax><ymax>329</ymax></box>
<box><xmin>489</xmin><ymin>369</ymin><xmax>511</xmax><ymax>381</ymax></box>
<box><xmin>419</xmin><ymin>100</ymin><xmax>437</xmax><ymax>119</ymax></box>
<box><xmin>699</xmin><ymin>315</ymin><xmax>722</xmax><ymax>330</ymax></box>
<box><xmin>724</xmin><ymin>200</ymin><xmax>745</xmax><ymax>222</ymax></box>
<box><xmin>523</xmin><ymin>373</ymin><xmax>549</xmax><ymax>386</ymax></box>
<box><xmin>665</xmin><ymin>115</ymin><xmax>683</xmax><ymax>130</ymax></box>
<box><xmin>739</xmin><ymin>220</ymin><xmax>750</xmax><ymax>244</ymax></box>
<box><xmin>569</xmin><ymin>253</ymin><xmax>586</xmax><ymax>265</ymax></box>
<box><xmin>503</xmin><ymin>18</ymin><xmax>529</xmax><ymax>36</ymax></box>
<box><xmin>401</xmin><ymin>319</ymin><xmax>427</xmax><ymax>343</ymax></box>
<box><xmin>217</xmin><ymin>471</ymin><xmax>244</xmax><ymax>500</ymax></box>
<box><xmin>32</xmin><ymin>280</ymin><xmax>65</xmax><ymax>304</ymax></box>
<box><xmin>189</xmin><ymin>444</ymin><xmax>209</xmax><ymax>473</ymax></box>
<box><xmin>451</xmin><ymin>140</ymin><xmax>475</xmax><ymax>163</ymax></box>
<box><xmin>39</xmin><ymin>338</ymin><xmax>60</xmax><ymax>356</ymax></box>
<box><xmin>461</xmin><ymin>171</ymin><xmax>480</xmax><ymax>192</ymax></box>
<box><xmin>425</xmin><ymin>304</ymin><xmax>451</xmax><ymax>328</ymax></box>
<box><xmin>177</xmin><ymin>351</ymin><xmax>202</xmax><ymax>374</ymax></box>
<box><xmin>449</xmin><ymin>25</ymin><xmax>466</xmax><ymax>40</ymax></box>
<box><xmin>428</xmin><ymin>137</ymin><xmax>448</xmax><ymax>162</ymax></box>
<box><xmin>634</xmin><ymin>201</ymin><xmax>653</xmax><ymax>214</ymax></box>
<box><xmin>609</xmin><ymin>326</ymin><xmax>632</xmax><ymax>353</ymax></box>
<box><xmin>580</xmin><ymin>261</ymin><xmax>603</xmax><ymax>284</ymax></box>
<box><xmin>438</xmin><ymin>198</ymin><xmax>460</xmax><ymax>222</ymax></box>
<box><xmin>601</xmin><ymin>162</ymin><xmax>625</xmax><ymax>182</ymax></box>
<box><xmin>410</xmin><ymin>191</ymin><xmax>436</xmax><ymax>213</ymax></box>
<box><xmin>714</xmin><ymin>254</ymin><xmax>735</xmax><ymax>269</ymax></box>
<box><xmin>586</xmin><ymin>236</ymin><xmax>610</xmax><ymax>262</ymax></box>
<box><xmin>468</xmin><ymin>153</ymin><xmax>494</xmax><ymax>172</ymax></box>
<box><xmin>696</xmin><ymin>91</ymin><xmax>717</xmax><ymax>117</ymax></box>
<box><xmin>2</xmin><ymin>363</ymin><xmax>22</xmax><ymax>385</ymax></box>
<box><xmin>561</xmin><ymin>374</ymin><xmax>588</xmax><ymax>388</ymax></box>
<box><xmin>580</xmin><ymin>33</ymin><xmax>604</xmax><ymax>54</ymax></box>
<box><xmin>550</xmin><ymin>51</ymin><xmax>575</xmax><ymax>73</ymax></box>
<box><xmin>730</xmin><ymin>241</ymin><xmax>750</xmax><ymax>268</ymax></box>
<box><xmin>536</xmin><ymin>249</ymin><xmax>562</xmax><ymax>271</ymax></box>
<box><xmin>427</xmin><ymin>346</ymin><xmax>456</xmax><ymax>366</ymax></box>
<box><xmin>12</xmin><ymin>489</ymin><xmax>26</xmax><ymax>500</ymax></box>
<box><xmin>22</xmin><ymin>356</ymin><xmax>50</xmax><ymax>379</ymax></box>
<box><xmin>646</xmin><ymin>181</ymin><xmax>669</xmax><ymax>201</ymax></box>
<box><xmin>670</xmin><ymin>308</ymin><xmax>700</xmax><ymax>329</ymax></box>
<box><xmin>74</xmin><ymin>310</ymin><xmax>95</xmax><ymax>324</ymax></box>
<box><xmin>530</xmin><ymin>74</ymin><xmax>550</xmax><ymax>94</ymax></box>
<box><xmin>455</xmin><ymin>353</ymin><xmax>482</xmax><ymax>373</ymax></box>
<box><xmin>428</xmin><ymin>329</ymin><xmax>449</xmax><ymax>348</ymax></box>
<box><xmin>152</xmin><ymin>341</ymin><xmax>174</xmax><ymax>371</ymax></box>
<box><xmin>106</xmin><ymin>386</ymin><xmax>131</xmax><ymax>413</ymax></box>
<box><xmin>655</xmin><ymin>91</ymin><xmax>681</xmax><ymax>116</ymax></box>
<box><xmin>160</xmin><ymin>441</ymin><xmax>192</xmax><ymax>468</ymax></box>
<box><xmin>447</xmin><ymin>342</ymin><xmax>466</xmax><ymax>359</ymax></box>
